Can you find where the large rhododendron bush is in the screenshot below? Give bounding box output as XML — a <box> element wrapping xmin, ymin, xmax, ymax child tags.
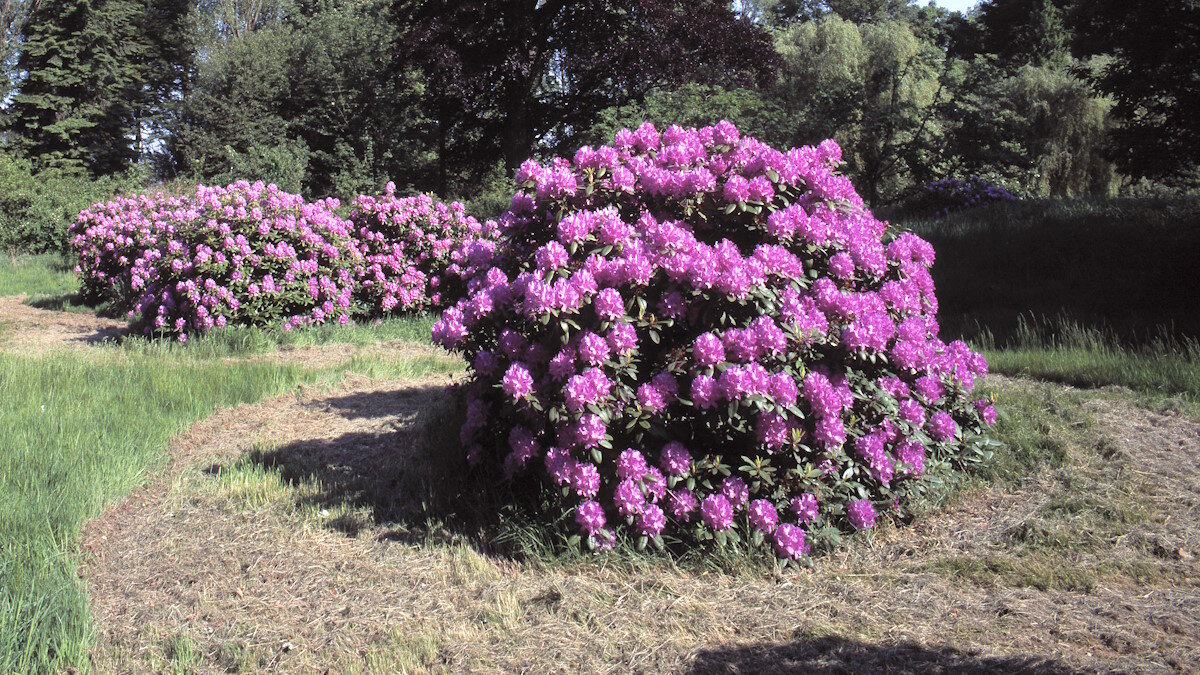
<box><xmin>433</xmin><ymin>122</ymin><xmax>997</xmax><ymax>561</ymax></box>
<box><xmin>70</xmin><ymin>181</ymin><xmax>492</xmax><ymax>338</ymax></box>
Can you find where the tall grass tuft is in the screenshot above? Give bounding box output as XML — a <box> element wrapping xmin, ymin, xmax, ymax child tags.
<box><xmin>977</xmin><ymin>315</ymin><xmax>1200</xmax><ymax>406</ymax></box>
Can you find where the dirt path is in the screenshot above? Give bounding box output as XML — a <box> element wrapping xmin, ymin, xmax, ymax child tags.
<box><xmin>0</xmin><ymin>295</ymin><xmax>126</xmax><ymax>352</ymax></box>
<box><xmin>0</xmin><ymin>295</ymin><xmax>447</xmax><ymax>367</ymax></box>
<box><xmin>79</xmin><ymin>372</ymin><xmax>1200</xmax><ymax>673</ymax></box>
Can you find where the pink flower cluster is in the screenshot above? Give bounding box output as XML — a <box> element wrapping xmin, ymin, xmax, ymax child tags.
<box><xmin>71</xmin><ymin>181</ymin><xmax>493</xmax><ymax>339</ymax></box>
<box><xmin>433</xmin><ymin>122</ymin><xmax>997</xmax><ymax>560</ymax></box>
<box><xmin>351</xmin><ymin>185</ymin><xmax>498</xmax><ymax>314</ymax></box>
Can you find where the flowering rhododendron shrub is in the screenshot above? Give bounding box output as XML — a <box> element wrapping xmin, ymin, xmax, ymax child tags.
<box><xmin>126</xmin><ymin>182</ymin><xmax>366</xmax><ymax>337</ymax></box>
<box><xmin>71</xmin><ymin>181</ymin><xmax>496</xmax><ymax>339</ymax></box>
<box><xmin>909</xmin><ymin>176</ymin><xmax>1018</xmax><ymax>217</ymax></box>
<box><xmin>350</xmin><ymin>184</ymin><xmax>499</xmax><ymax>314</ymax></box>
<box><xmin>433</xmin><ymin>122</ymin><xmax>997</xmax><ymax>561</ymax></box>
<box><xmin>72</xmin><ymin>191</ymin><xmax>187</xmax><ymax>307</ymax></box>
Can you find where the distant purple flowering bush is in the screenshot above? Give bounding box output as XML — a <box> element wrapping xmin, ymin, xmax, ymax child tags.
<box><xmin>350</xmin><ymin>184</ymin><xmax>498</xmax><ymax>315</ymax></box>
<box><xmin>428</xmin><ymin>122</ymin><xmax>997</xmax><ymax>561</ymax></box>
<box><xmin>910</xmin><ymin>176</ymin><xmax>1018</xmax><ymax>217</ymax></box>
<box><xmin>70</xmin><ymin>181</ymin><xmax>493</xmax><ymax>338</ymax></box>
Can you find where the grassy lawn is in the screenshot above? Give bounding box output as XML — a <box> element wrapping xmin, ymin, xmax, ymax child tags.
<box><xmin>0</xmin><ymin>353</ymin><xmax>320</xmax><ymax>671</ymax></box>
<box><xmin>0</xmin><ymin>255</ymin><xmax>462</xmax><ymax>672</ymax></box>
<box><xmin>0</xmin><ymin>348</ymin><xmax>462</xmax><ymax>673</ymax></box>
<box><xmin>900</xmin><ymin>197</ymin><xmax>1200</xmax><ymax>412</ymax></box>
<box><xmin>0</xmin><ymin>254</ymin><xmax>78</xmax><ymax>298</ymax></box>
<box><xmin>903</xmin><ymin>197</ymin><xmax>1200</xmax><ymax>345</ymax></box>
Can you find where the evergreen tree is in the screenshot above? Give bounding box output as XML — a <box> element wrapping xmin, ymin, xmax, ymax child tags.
<box><xmin>5</xmin><ymin>0</ymin><xmax>188</xmax><ymax>175</ymax></box>
<box><xmin>971</xmin><ymin>0</ymin><xmax>1072</xmax><ymax>69</ymax></box>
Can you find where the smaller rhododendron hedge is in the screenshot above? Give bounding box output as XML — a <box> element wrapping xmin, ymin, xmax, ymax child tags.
<box><xmin>352</xmin><ymin>186</ymin><xmax>499</xmax><ymax>316</ymax></box>
<box><xmin>433</xmin><ymin>122</ymin><xmax>997</xmax><ymax>561</ymax></box>
<box><xmin>71</xmin><ymin>181</ymin><xmax>492</xmax><ymax>338</ymax></box>
<box><xmin>909</xmin><ymin>176</ymin><xmax>1018</xmax><ymax>217</ymax></box>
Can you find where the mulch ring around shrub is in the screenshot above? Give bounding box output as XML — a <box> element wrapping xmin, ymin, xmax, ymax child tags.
<box><xmin>80</xmin><ymin>374</ymin><xmax>1200</xmax><ymax>673</ymax></box>
<box><xmin>0</xmin><ymin>295</ymin><xmax>126</xmax><ymax>352</ymax></box>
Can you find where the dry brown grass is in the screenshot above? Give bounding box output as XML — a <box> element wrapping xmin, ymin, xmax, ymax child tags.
<box><xmin>78</xmin><ymin>372</ymin><xmax>1200</xmax><ymax>673</ymax></box>
<box><xmin>0</xmin><ymin>295</ymin><xmax>126</xmax><ymax>352</ymax></box>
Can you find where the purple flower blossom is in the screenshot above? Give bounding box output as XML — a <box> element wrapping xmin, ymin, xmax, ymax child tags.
<box><xmin>847</xmin><ymin>499</ymin><xmax>877</xmax><ymax>529</ymax></box>
<box><xmin>659</xmin><ymin>441</ymin><xmax>692</xmax><ymax>477</ymax></box>
<box><xmin>616</xmin><ymin>448</ymin><xmax>650</xmax><ymax>481</ymax></box>
<box><xmin>575</xmin><ymin>500</ymin><xmax>607</xmax><ymax>534</ymax></box>
<box><xmin>722</xmin><ymin>476</ymin><xmax>749</xmax><ymax>509</ymax></box>
<box><xmin>773</xmin><ymin>523</ymin><xmax>809</xmax><ymax>559</ymax></box>
<box><xmin>748</xmin><ymin>499</ymin><xmax>779</xmax><ymax>533</ymax></box>
<box><xmin>791</xmin><ymin>493</ymin><xmax>819</xmax><ymax>524</ymax></box>
<box><xmin>501</xmin><ymin>363</ymin><xmax>533</xmax><ymax>399</ymax></box>
<box><xmin>572</xmin><ymin>462</ymin><xmax>601</xmax><ymax>497</ymax></box>
<box><xmin>701</xmin><ymin>494</ymin><xmax>734</xmax><ymax>531</ymax></box>
<box><xmin>693</xmin><ymin>332</ymin><xmax>725</xmax><ymax>367</ymax></box>
<box><xmin>637</xmin><ymin>503</ymin><xmax>667</xmax><ymax>537</ymax></box>
<box><xmin>927</xmin><ymin>411</ymin><xmax>958</xmax><ymax>441</ymax></box>
<box><xmin>667</xmin><ymin>489</ymin><xmax>699</xmax><ymax>520</ymax></box>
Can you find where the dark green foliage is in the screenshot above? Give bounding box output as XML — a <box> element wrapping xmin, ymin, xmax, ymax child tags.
<box><xmin>0</xmin><ymin>153</ymin><xmax>134</xmax><ymax>253</ymax></box>
<box><xmin>972</xmin><ymin>0</ymin><xmax>1072</xmax><ymax>68</ymax></box>
<box><xmin>586</xmin><ymin>84</ymin><xmax>791</xmax><ymax>150</ymax></box>
<box><xmin>175</xmin><ymin>0</ymin><xmax>434</xmax><ymax>197</ymax></box>
<box><xmin>902</xmin><ymin>198</ymin><xmax>1200</xmax><ymax>345</ymax></box>
<box><xmin>939</xmin><ymin>57</ymin><xmax>1115</xmax><ymax>197</ymax></box>
<box><xmin>1074</xmin><ymin>0</ymin><xmax>1200</xmax><ymax>180</ymax></box>
<box><xmin>402</xmin><ymin>0</ymin><xmax>778</xmax><ymax>192</ymax></box>
<box><xmin>5</xmin><ymin>0</ymin><xmax>190</xmax><ymax>176</ymax></box>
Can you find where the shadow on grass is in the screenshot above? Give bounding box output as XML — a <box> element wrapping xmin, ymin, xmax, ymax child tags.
<box><xmin>903</xmin><ymin>197</ymin><xmax>1200</xmax><ymax>347</ymax></box>
<box><xmin>686</xmin><ymin>634</ymin><xmax>1082</xmax><ymax>674</ymax></box>
<box><xmin>233</xmin><ymin>383</ymin><xmax>554</xmax><ymax>559</ymax></box>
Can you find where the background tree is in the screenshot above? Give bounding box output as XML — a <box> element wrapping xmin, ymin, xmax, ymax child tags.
<box><xmin>972</xmin><ymin>0</ymin><xmax>1072</xmax><ymax>68</ymax></box>
<box><xmin>402</xmin><ymin>0</ymin><xmax>777</xmax><ymax>195</ymax></box>
<box><xmin>2</xmin><ymin>0</ymin><xmax>34</xmax><ymax>97</ymax></box>
<box><xmin>775</xmin><ymin>15</ymin><xmax>945</xmax><ymax>205</ymax></box>
<box><xmin>176</xmin><ymin>0</ymin><xmax>434</xmax><ymax>195</ymax></box>
<box><xmin>5</xmin><ymin>0</ymin><xmax>189</xmax><ymax>175</ymax></box>
<box><xmin>940</xmin><ymin>56</ymin><xmax>1115</xmax><ymax>196</ymax></box>
<box><xmin>1074</xmin><ymin>0</ymin><xmax>1200</xmax><ymax>181</ymax></box>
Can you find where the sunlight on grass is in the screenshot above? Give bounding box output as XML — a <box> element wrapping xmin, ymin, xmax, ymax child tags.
<box><xmin>0</xmin><ymin>254</ymin><xmax>78</xmax><ymax>298</ymax></box>
<box><xmin>977</xmin><ymin>316</ymin><xmax>1200</xmax><ymax>411</ymax></box>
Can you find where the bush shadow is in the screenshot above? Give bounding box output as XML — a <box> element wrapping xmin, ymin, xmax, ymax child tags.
<box><xmin>235</xmin><ymin>382</ymin><xmax>541</xmax><ymax>559</ymax></box>
<box><xmin>687</xmin><ymin>633</ymin><xmax>1086</xmax><ymax>674</ymax></box>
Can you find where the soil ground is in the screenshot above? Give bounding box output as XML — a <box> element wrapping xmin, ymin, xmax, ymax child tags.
<box><xmin>0</xmin><ymin>295</ymin><xmax>126</xmax><ymax>352</ymax></box>
<box><xmin>6</xmin><ymin>296</ymin><xmax>1197</xmax><ymax>673</ymax></box>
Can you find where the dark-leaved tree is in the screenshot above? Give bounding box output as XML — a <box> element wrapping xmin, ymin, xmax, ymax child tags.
<box><xmin>401</xmin><ymin>0</ymin><xmax>778</xmax><ymax>193</ymax></box>
<box><xmin>1074</xmin><ymin>0</ymin><xmax>1200</xmax><ymax>180</ymax></box>
<box><xmin>5</xmin><ymin>0</ymin><xmax>191</xmax><ymax>176</ymax></box>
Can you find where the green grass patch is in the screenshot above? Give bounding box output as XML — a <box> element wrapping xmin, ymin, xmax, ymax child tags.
<box><xmin>973</xmin><ymin>379</ymin><xmax>1088</xmax><ymax>484</ymax></box>
<box><xmin>110</xmin><ymin>314</ymin><xmax>439</xmax><ymax>359</ymax></box>
<box><xmin>0</xmin><ymin>346</ymin><xmax>459</xmax><ymax>673</ymax></box>
<box><xmin>0</xmin><ymin>253</ymin><xmax>78</xmax><ymax>298</ymax></box>
<box><xmin>159</xmin><ymin>314</ymin><xmax>438</xmax><ymax>355</ymax></box>
<box><xmin>930</xmin><ymin>553</ymin><xmax>1097</xmax><ymax>593</ymax></box>
<box><xmin>977</xmin><ymin>317</ymin><xmax>1200</xmax><ymax>410</ymax></box>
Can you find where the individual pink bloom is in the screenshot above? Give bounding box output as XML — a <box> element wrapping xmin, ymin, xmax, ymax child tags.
<box><xmin>575</xmin><ymin>500</ymin><xmax>607</xmax><ymax>534</ymax></box>
<box><xmin>701</xmin><ymin>493</ymin><xmax>734</xmax><ymax>531</ymax></box>
<box><xmin>748</xmin><ymin>499</ymin><xmax>779</xmax><ymax>533</ymax></box>
<box><xmin>847</xmin><ymin>499</ymin><xmax>877</xmax><ymax>529</ymax></box>
<box><xmin>773</xmin><ymin>523</ymin><xmax>809</xmax><ymax>559</ymax></box>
